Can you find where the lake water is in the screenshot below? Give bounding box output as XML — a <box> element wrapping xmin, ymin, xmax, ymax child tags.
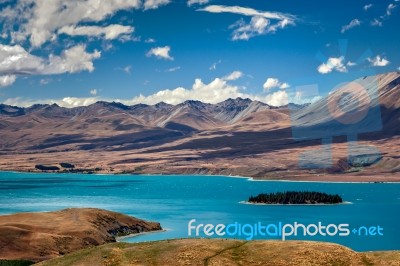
<box><xmin>0</xmin><ymin>171</ymin><xmax>399</xmax><ymax>251</ymax></box>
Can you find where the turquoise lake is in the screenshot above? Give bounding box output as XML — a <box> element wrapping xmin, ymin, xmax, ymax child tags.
<box><xmin>0</xmin><ymin>171</ymin><xmax>399</xmax><ymax>251</ymax></box>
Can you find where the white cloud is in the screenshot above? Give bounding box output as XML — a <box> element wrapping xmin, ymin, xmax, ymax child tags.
<box><xmin>263</xmin><ymin>90</ymin><xmax>288</xmax><ymax>106</ymax></box>
<box><xmin>58</xmin><ymin>24</ymin><xmax>134</xmax><ymax>40</ymax></box>
<box><xmin>317</xmin><ymin>56</ymin><xmax>347</xmax><ymax>74</ymax></box>
<box><xmin>39</xmin><ymin>78</ymin><xmax>51</xmax><ymax>85</ymax></box>
<box><xmin>45</xmin><ymin>45</ymin><xmax>101</xmax><ymax>74</ymax></box>
<box><xmin>231</xmin><ymin>16</ymin><xmax>268</xmax><ymax>40</ymax></box>
<box><xmin>0</xmin><ymin>75</ymin><xmax>16</xmax><ymax>87</ymax></box>
<box><xmin>7</xmin><ymin>74</ymin><xmax>246</xmax><ymax>107</ymax></box>
<box><xmin>1</xmin><ymin>0</ymin><xmax>142</xmax><ymax>48</ymax></box>
<box><xmin>387</xmin><ymin>3</ymin><xmax>396</xmax><ymax>15</ymax></box>
<box><xmin>371</xmin><ymin>19</ymin><xmax>383</xmax><ymax>27</ymax></box>
<box><xmin>0</xmin><ymin>44</ymin><xmax>100</xmax><ymax>86</ymax></box>
<box><xmin>199</xmin><ymin>5</ymin><xmax>294</xmax><ymax>20</ymax></box>
<box><xmin>199</xmin><ymin>5</ymin><xmax>296</xmax><ymax>40</ymax></box>
<box><xmin>123</xmin><ymin>65</ymin><xmax>132</xmax><ymax>74</ymax></box>
<box><xmin>144</xmin><ymin>0</ymin><xmax>170</xmax><ymax>10</ymax></box>
<box><xmin>263</xmin><ymin>78</ymin><xmax>289</xmax><ymax>91</ymax></box>
<box><xmin>146</xmin><ymin>46</ymin><xmax>174</xmax><ymax>60</ymax></box>
<box><xmin>223</xmin><ymin>71</ymin><xmax>243</xmax><ymax>81</ymax></box>
<box><xmin>364</xmin><ymin>4</ymin><xmax>373</xmax><ymax>11</ymax></box>
<box><xmin>127</xmin><ymin>78</ymin><xmax>247</xmax><ymax>105</ymax></box>
<box><xmin>145</xmin><ymin>38</ymin><xmax>156</xmax><ymax>43</ymax></box>
<box><xmin>209</xmin><ymin>60</ymin><xmax>221</xmax><ymax>70</ymax></box>
<box><xmin>346</xmin><ymin>61</ymin><xmax>357</xmax><ymax>67</ymax></box>
<box><xmin>4</xmin><ymin>72</ymin><xmax>317</xmax><ymax>107</ymax></box>
<box><xmin>4</xmin><ymin>73</ymin><xmax>247</xmax><ymax>106</ymax></box>
<box><xmin>231</xmin><ymin>16</ymin><xmax>294</xmax><ymax>40</ymax></box>
<box><xmin>166</xmin><ymin>66</ymin><xmax>181</xmax><ymax>72</ymax></box>
<box><xmin>341</xmin><ymin>19</ymin><xmax>361</xmax><ymax>33</ymax></box>
<box><xmin>370</xmin><ymin>3</ymin><xmax>398</xmax><ymax>27</ymax></box>
<box><xmin>0</xmin><ymin>44</ymin><xmax>44</xmax><ymax>76</ymax></box>
<box><xmin>368</xmin><ymin>55</ymin><xmax>390</xmax><ymax>67</ymax></box>
<box><xmin>187</xmin><ymin>0</ymin><xmax>209</xmax><ymax>6</ymax></box>
<box><xmin>4</xmin><ymin>96</ymin><xmax>100</xmax><ymax>108</ymax></box>
<box><xmin>90</xmin><ymin>89</ymin><xmax>98</xmax><ymax>96</ymax></box>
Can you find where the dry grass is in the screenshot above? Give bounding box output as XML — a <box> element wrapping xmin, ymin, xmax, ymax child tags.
<box><xmin>0</xmin><ymin>209</ymin><xmax>161</xmax><ymax>263</ymax></box>
<box><xmin>35</xmin><ymin>239</ymin><xmax>400</xmax><ymax>266</ymax></box>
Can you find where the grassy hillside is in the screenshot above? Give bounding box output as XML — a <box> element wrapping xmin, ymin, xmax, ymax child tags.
<box><xmin>0</xmin><ymin>208</ymin><xmax>161</xmax><ymax>263</ymax></box>
<box><xmin>35</xmin><ymin>239</ymin><xmax>400</xmax><ymax>266</ymax></box>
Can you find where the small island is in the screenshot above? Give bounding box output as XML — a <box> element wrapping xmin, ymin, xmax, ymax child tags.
<box><xmin>248</xmin><ymin>191</ymin><xmax>343</xmax><ymax>205</ymax></box>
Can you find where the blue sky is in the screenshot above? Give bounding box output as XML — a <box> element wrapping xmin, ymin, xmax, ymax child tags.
<box><xmin>0</xmin><ymin>0</ymin><xmax>399</xmax><ymax>107</ymax></box>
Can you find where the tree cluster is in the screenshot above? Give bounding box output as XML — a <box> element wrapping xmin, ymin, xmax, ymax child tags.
<box><xmin>248</xmin><ymin>191</ymin><xmax>343</xmax><ymax>204</ymax></box>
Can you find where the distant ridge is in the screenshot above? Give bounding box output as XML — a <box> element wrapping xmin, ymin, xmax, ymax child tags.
<box><xmin>1</xmin><ymin>72</ymin><xmax>400</xmax><ymax>180</ymax></box>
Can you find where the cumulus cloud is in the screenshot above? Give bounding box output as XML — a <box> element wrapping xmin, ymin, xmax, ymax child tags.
<box><xmin>0</xmin><ymin>0</ymin><xmax>162</xmax><ymax>87</ymax></box>
<box><xmin>144</xmin><ymin>0</ymin><xmax>170</xmax><ymax>10</ymax></box>
<box><xmin>341</xmin><ymin>19</ymin><xmax>361</xmax><ymax>33</ymax></box>
<box><xmin>5</xmin><ymin>69</ymin><xmax>319</xmax><ymax>107</ymax></box>
<box><xmin>146</xmin><ymin>46</ymin><xmax>174</xmax><ymax>60</ymax></box>
<box><xmin>263</xmin><ymin>78</ymin><xmax>289</xmax><ymax>91</ymax></box>
<box><xmin>0</xmin><ymin>0</ymin><xmax>142</xmax><ymax>48</ymax></box>
<box><xmin>0</xmin><ymin>44</ymin><xmax>100</xmax><ymax>86</ymax></box>
<box><xmin>127</xmin><ymin>76</ymin><xmax>249</xmax><ymax>105</ymax></box>
<box><xmin>317</xmin><ymin>56</ymin><xmax>347</xmax><ymax>74</ymax></box>
<box><xmin>187</xmin><ymin>0</ymin><xmax>209</xmax><ymax>6</ymax></box>
<box><xmin>199</xmin><ymin>5</ymin><xmax>296</xmax><ymax>40</ymax></box>
<box><xmin>368</xmin><ymin>55</ymin><xmax>390</xmax><ymax>67</ymax></box>
<box><xmin>45</xmin><ymin>45</ymin><xmax>101</xmax><ymax>74</ymax></box>
<box><xmin>58</xmin><ymin>24</ymin><xmax>134</xmax><ymax>40</ymax></box>
<box><xmin>4</xmin><ymin>96</ymin><xmax>100</xmax><ymax>108</ymax></box>
<box><xmin>230</xmin><ymin>16</ymin><xmax>268</xmax><ymax>40</ymax></box>
<box><xmin>264</xmin><ymin>90</ymin><xmax>288</xmax><ymax>106</ymax></box>
<box><xmin>0</xmin><ymin>75</ymin><xmax>16</xmax><ymax>87</ymax></box>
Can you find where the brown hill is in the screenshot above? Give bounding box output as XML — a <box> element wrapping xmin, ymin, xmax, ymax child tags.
<box><xmin>0</xmin><ymin>208</ymin><xmax>161</xmax><ymax>262</ymax></box>
<box><xmin>1</xmin><ymin>72</ymin><xmax>400</xmax><ymax>181</ymax></box>
<box><xmin>35</xmin><ymin>238</ymin><xmax>400</xmax><ymax>266</ymax></box>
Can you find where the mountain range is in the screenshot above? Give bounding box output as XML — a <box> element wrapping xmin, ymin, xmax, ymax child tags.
<box><xmin>1</xmin><ymin>72</ymin><xmax>400</xmax><ymax>181</ymax></box>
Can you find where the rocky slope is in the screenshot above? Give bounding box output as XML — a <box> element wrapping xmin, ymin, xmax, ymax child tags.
<box><xmin>1</xmin><ymin>72</ymin><xmax>400</xmax><ymax>180</ymax></box>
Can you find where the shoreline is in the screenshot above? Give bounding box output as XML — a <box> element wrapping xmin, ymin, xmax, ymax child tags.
<box><xmin>1</xmin><ymin>170</ymin><xmax>400</xmax><ymax>184</ymax></box>
<box><xmin>239</xmin><ymin>200</ymin><xmax>353</xmax><ymax>206</ymax></box>
<box><xmin>115</xmin><ymin>229</ymin><xmax>167</xmax><ymax>242</ymax></box>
